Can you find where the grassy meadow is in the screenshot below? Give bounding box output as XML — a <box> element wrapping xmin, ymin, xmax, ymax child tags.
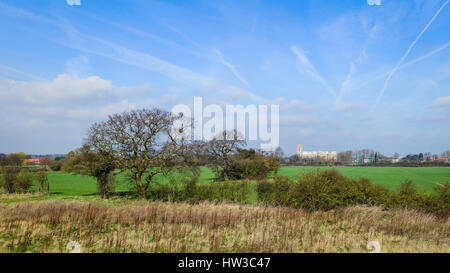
<box><xmin>1</xmin><ymin>166</ymin><xmax>449</xmax><ymax>253</ymax></box>
<box><xmin>278</xmin><ymin>166</ymin><xmax>450</xmax><ymax>192</ymax></box>
<box><xmin>22</xmin><ymin>166</ymin><xmax>450</xmax><ymax>199</ymax></box>
<box><xmin>0</xmin><ymin>200</ymin><xmax>448</xmax><ymax>253</ymax></box>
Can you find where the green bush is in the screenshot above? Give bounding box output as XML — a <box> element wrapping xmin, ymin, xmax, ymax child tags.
<box><xmin>1</xmin><ymin>172</ymin><xmax>18</xmax><ymax>193</ymax></box>
<box><xmin>1</xmin><ymin>166</ymin><xmax>34</xmax><ymax>193</ymax></box>
<box><xmin>259</xmin><ymin>170</ymin><xmax>394</xmax><ymax>211</ymax></box>
<box><xmin>148</xmin><ymin>184</ymin><xmax>185</xmax><ymax>202</ymax></box>
<box><xmin>15</xmin><ymin>171</ymin><xmax>33</xmax><ymax>193</ymax></box>
<box><xmin>256</xmin><ymin>180</ymin><xmax>274</xmax><ymax>205</ymax></box>
<box><xmin>147</xmin><ymin>168</ymin><xmax>199</xmax><ymax>202</ymax></box>
<box><xmin>391</xmin><ymin>180</ymin><xmax>427</xmax><ymax>209</ymax></box>
<box><xmin>289</xmin><ymin>169</ymin><xmax>347</xmax><ymax>210</ymax></box>
<box><xmin>340</xmin><ymin>178</ymin><xmax>391</xmax><ymax>207</ymax></box>
<box><xmin>213</xmin><ymin>149</ymin><xmax>281</xmax><ymax>181</ymax></box>
<box><xmin>35</xmin><ymin>171</ymin><xmax>50</xmax><ymax>193</ymax></box>
<box><xmin>193</xmin><ymin>181</ymin><xmax>252</xmax><ymax>203</ymax></box>
<box><xmin>49</xmin><ymin>161</ymin><xmax>63</xmax><ymax>171</ymax></box>
<box><xmin>257</xmin><ymin>177</ymin><xmax>295</xmax><ymax>206</ymax></box>
<box><xmin>148</xmin><ymin>179</ymin><xmax>252</xmax><ymax>204</ymax></box>
<box><xmin>143</xmin><ymin>168</ymin><xmax>449</xmax><ymax>218</ymax></box>
<box><xmin>418</xmin><ymin>182</ymin><xmax>449</xmax><ymax>218</ymax></box>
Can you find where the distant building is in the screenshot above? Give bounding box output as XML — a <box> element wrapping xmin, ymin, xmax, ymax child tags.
<box><xmin>297</xmin><ymin>144</ymin><xmax>338</xmax><ymax>162</ymax></box>
<box><xmin>26</xmin><ymin>158</ymin><xmax>40</xmax><ymax>165</ymax></box>
<box><xmin>438</xmin><ymin>156</ymin><xmax>449</xmax><ymax>162</ymax></box>
<box><xmin>386</xmin><ymin>157</ymin><xmax>401</xmax><ymax>163</ymax></box>
<box><xmin>424</xmin><ymin>156</ymin><xmax>448</xmax><ymax>162</ymax></box>
<box><xmin>363</xmin><ymin>158</ymin><xmax>372</xmax><ymax>164</ymax></box>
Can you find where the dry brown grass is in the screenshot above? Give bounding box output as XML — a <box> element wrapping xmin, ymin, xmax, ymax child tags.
<box><xmin>0</xmin><ymin>191</ymin><xmax>44</xmax><ymax>199</ymax></box>
<box><xmin>0</xmin><ymin>200</ymin><xmax>448</xmax><ymax>253</ymax></box>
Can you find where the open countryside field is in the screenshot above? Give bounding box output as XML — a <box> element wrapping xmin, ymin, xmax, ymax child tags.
<box><xmin>23</xmin><ymin>166</ymin><xmax>450</xmax><ymax>199</ymax></box>
<box><xmin>1</xmin><ymin>200</ymin><xmax>448</xmax><ymax>253</ymax></box>
<box><xmin>278</xmin><ymin>166</ymin><xmax>450</xmax><ymax>192</ymax></box>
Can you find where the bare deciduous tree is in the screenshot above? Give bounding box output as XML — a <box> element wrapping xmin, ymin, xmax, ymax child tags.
<box><xmin>87</xmin><ymin>108</ymin><xmax>184</xmax><ymax>198</ymax></box>
<box><xmin>207</xmin><ymin>130</ymin><xmax>246</xmax><ymax>181</ymax></box>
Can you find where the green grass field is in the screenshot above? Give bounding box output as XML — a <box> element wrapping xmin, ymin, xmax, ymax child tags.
<box><xmin>26</xmin><ymin>166</ymin><xmax>450</xmax><ymax>198</ymax></box>
<box><xmin>278</xmin><ymin>166</ymin><xmax>450</xmax><ymax>192</ymax></box>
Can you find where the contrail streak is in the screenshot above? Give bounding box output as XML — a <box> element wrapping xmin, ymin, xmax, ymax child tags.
<box><xmin>291</xmin><ymin>46</ymin><xmax>337</xmax><ymax>98</ymax></box>
<box><xmin>401</xmin><ymin>42</ymin><xmax>450</xmax><ymax>67</ymax></box>
<box><xmin>373</xmin><ymin>0</ymin><xmax>449</xmax><ymax>109</ymax></box>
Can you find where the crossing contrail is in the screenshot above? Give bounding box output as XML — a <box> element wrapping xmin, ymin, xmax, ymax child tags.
<box><xmin>373</xmin><ymin>0</ymin><xmax>450</xmax><ymax>109</ymax></box>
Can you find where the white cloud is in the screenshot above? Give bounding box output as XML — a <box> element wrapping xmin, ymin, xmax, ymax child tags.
<box><xmin>0</xmin><ymin>74</ymin><xmax>114</xmax><ymax>104</ymax></box>
<box><xmin>430</xmin><ymin>96</ymin><xmax>450</xmax><ymax>108</ymax></box>
<box><xmin>66</xmin><ymin>0</ymin><xmax>81</xmax><ymax>6</ymax></box>
<box><xmin>0</xmin><ymin>74</ymin><xmax>159</xmax><ymax>121</ymax></box>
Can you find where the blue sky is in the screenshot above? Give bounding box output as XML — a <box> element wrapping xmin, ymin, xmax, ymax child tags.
<box><xmin>0</xmin><ymin>0</ymin><xmax>449</xmax><ymax>156</ymax></box>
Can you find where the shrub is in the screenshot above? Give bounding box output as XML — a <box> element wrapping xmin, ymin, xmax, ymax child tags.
<box><xmin>35</xmin><ymin>171</ymin><xmax>50</xmax><ymax>193</ymax></box>
<box><xmin>289</xmin><ymin>169</ymin><xmax>349</xmax><ymax>210</ymax></box>
<box><xmin>421</xmin><ymin>182</ymin><xmax>450</xmax><ymax>218</ymax></box>
<box><xmin>50</xmin><ymin>161</ymin><xmax>63</xmax><ymax>171</ymax></box>
<box><xmin>1</xmin><ymin>171</ymin><xmax>19</xmax><ymax>193</ymax></box>
<box><xmin>148</xmin><ymin>184</ymin><xmax>185</xmax><ymax>202</ymax></box>
<box><xmin>213</xmin><ymin>149</ymin><xmax>281</xmax><ymax>181</ymax></box>
<box><xmin>0</xmin><ymin>162</ymin><xmax>22</xmax><ymax>193</ymax></box>
<box><xmin>436</xmin><ymin>182</ymin><xmax>450</xmax><ymax>211</ymax></box>
<box><xmin>257</xmin><ymin>177</ymin><xmax>296</xmax><ymax>206</ymax></box>
<box><xmin>258</xmin><ymin>170</ymin><xmax>394</xmax><ymax>211</ymax></box>
<box><xmin>193</xmin><ymin>181</ymin><xmax>252</xmax><ymax>203</ymax></box>
<box><xmin>148</xmin><ymin>167</ymin><xmax>201</xmax><ymax>202</ymax></box>
<box><xmin>256</xmin><ymin>180</ymin><xmax>274</xmax><ymax>205</ymax></box>
<box><xmin>391</xmin><ymin>180</ymin><xmax>427</xmax><ymax>209</ymax></box>
<box><xmin>340</xmin><ymin>178</ymin><xmax>391</xmax><ymax>207</ymax></box>
<box><xmin>63</xmin><ymin>146</ymin><xmax>116</xmax><ymax>198</ymax></box>
<box><xmin>147</xmin><ymin>178</ymin><xmax>252</xmax><ymax>204</ymax></box>
<box><xmin>15</xmin><ymin>171</ymin><xmax>33</xmax><ymax>193</ymax></box>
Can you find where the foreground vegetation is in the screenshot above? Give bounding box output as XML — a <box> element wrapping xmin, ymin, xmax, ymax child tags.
<box><xmin>0</xmin><ymin>199</ymin><xmax>448</xmax><ymax>253</ymax></box>
<box><xmin>0</xmin><ymin>168</ymin><xmax>448</xmax><ymax>253</ymax></box>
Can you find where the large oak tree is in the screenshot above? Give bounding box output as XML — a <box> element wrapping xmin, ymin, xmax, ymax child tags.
<box><xmin>86</xmin><ymin>108</ymin><xmax>186</xmax><ymax>198</ymax></box>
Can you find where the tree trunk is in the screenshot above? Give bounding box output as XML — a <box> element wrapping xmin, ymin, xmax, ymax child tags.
<box><xmin>136</xmin><ymin>174</ymin><xmax>146</xmax><ymax>199</ymax></box>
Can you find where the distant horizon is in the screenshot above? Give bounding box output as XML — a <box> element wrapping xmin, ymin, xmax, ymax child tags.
<box><xmin>1</xmin><ymin>0</ymin><xmax>449</xmax><ymax>156</ymax></box>
<box><xmin>2</xmin><ymin>149</ymin><xmax>449</xmax><ymax>159</ymax></box>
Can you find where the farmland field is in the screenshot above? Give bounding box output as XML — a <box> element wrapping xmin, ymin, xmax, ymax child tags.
<box><xmin>24</xmin><ymin>166</ymin><xmax>450</xmax><ymax>198</ymax></box>
<box><xmin>1</xmin><ymin>166</ymin><xmax>449</xmax><ymax>253</ymax></box>
<box><xmin>278</xmin><ymin>166</ymin><xmax>450</xmax><ymax>192</ymax></box>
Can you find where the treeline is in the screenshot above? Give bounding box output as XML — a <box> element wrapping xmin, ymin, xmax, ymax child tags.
<box><xmin>353</xmin><ymin>161</ymin><xmax>450</xmax><ymax>167</ymax></box>
<box><xmin>284</xmin><ymin>148</ymin><xmax>450</xmax><ymax>166</ymax></box>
